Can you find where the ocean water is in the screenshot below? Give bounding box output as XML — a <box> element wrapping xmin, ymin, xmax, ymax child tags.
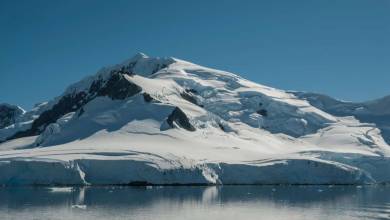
<box><xmin>0</xmin><ymin>185</ymin><xmax>389</xmax><ymax>220</ymax></box>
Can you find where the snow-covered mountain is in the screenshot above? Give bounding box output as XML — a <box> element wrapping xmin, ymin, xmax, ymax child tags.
<box><xmin>1</xmin><ymin>53</ymin><xmax>390</xmax><ymax>185</ymax></box>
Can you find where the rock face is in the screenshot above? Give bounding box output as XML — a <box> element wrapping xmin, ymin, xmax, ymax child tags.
<box><xmin>180</xmin><ymin>90</ymin><xmax>202</xmax><ymax>107</ymax></box>
<box><xmin>0</xmin><ymin>104</ymin><xmax>24</xmax><ymax>129</ymax></box>
<box><xmin>166</xmin><ymin>107</ymin><xmax>196</xmax><ymax>131</ymax></box>
<box><xmin>142</xmin><ymin>93</ymin><xmax>157</xmax><ymax>103</ymax></box>
<box><xmin>96</xmin><ymin>72</ymin><xmax>142</xmax><ymax>100</ymax></box>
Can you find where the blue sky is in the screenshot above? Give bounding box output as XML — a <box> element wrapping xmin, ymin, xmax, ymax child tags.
<box><xmin>1</xmin><ymin>0</ymin><xmax>390</xmax><ymax>109</ymax></box>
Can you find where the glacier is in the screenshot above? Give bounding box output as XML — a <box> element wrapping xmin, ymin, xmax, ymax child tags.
<box><xmin>1</xmin><ymin>53</ymin><xmax>390</xmax><ymax>186</ymax></box>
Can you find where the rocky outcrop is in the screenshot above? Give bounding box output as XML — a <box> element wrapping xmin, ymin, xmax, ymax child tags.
<box><xmin>97</xmin><ymin>72</ymin><xmax>142</xmax><ymax>100</ymax></box>
<box><xmin>142</xmin><ymin>93</ymin><xmax>156</xmax><ymax>103</ymax></box>
<box><xmin>166</xmin><ymin>107</ymin><xmax>196</xmax><ymax>131</ymax></box>
<box><xmin>180</xmin><ymin>90</ymin><xmax>202</xmax><ymax>107</ymax></box>
<box><xmin>0</xmin><ymin>104</ymin><xmax>24</xmax><ymax>129</ymax></box>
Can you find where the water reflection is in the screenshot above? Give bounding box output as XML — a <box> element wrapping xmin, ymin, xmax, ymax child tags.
<box><xmin>0</xmin><ymin>185</ymin><xmax>390</xmax><ymax>220</ymax></box>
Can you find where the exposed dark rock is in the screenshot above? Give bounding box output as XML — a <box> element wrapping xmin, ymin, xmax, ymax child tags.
<box><xmin>0</xmin><ymin>104</ymin><xmax>24</xmax><ymax>129</ymax></box>
<box><xmin>88</xmin><ymin>77</ymin><xmax>104</xmax><ymax>95</ymax></box>
<box><xmin>185</xmin><ymin>88</ymin><xmax>198</xmax><ymax>94</ymax></box>
<box><xmin>97</xmin><ymin>73</ymin><xmax>142</xmax><ymax>100</ymax></box>
<box><xmin>32</xmin><ymin>92</ymin><xmax>88</xmax><ymax>133</ymax></box>
<box><xmin>6</xmin><ymin>72</ymin><xmax>142</xmax><ymax>142</ymax></box>
<box><xmin>142</xmin><ymin>93</ymin><xmax>154</xmax><ymax>103</ymax></box>
<box><xmin>180</xmin><ymin>92</ymin><xmax>197</xmax><ymax>104</ymax></box>
<box><xmin>218</xmin><ymin>123</ymin><xmax>226</xmax><ymax>132</ymax></box>
<box><xmin>180</xmin><ymin>90</ymin><xmax>203</xmax><ymax>107</ymax></box>
<box><xmin>118</xmin><ymin>66</ymin><xmax>135</xmax><ymax>76</ymax></box>
<box><xmin>167</xmin><ymin>107</ymin><xmax>196</xmax><ymax>131</ymax></box>
<box><xmin>257</xmin><ymin>109</ymin><xmax>268</xmax><ymax>117</ymax></box>
<box><xmin>8</xmin><ymin>92</ymin><xmax>89</xmax><ymax>140</ymax></box>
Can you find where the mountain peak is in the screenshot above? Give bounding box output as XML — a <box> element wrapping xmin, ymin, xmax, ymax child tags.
<box><xmin>129</xmin><ymin>52</ymin><xmax>149</xmax><ymax>61</ymax></box>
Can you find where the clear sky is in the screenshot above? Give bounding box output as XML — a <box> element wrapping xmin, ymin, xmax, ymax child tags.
<box><xmin>1</xmin><ymin>0</ymin><xmax>390</xmax><ymax>109</ymax></box>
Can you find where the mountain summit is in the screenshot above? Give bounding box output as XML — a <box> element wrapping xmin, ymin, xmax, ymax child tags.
<box><xmin>1</xmin><ymin>53</ymin><xmax>390</xmax><ymax>185</ymax></box>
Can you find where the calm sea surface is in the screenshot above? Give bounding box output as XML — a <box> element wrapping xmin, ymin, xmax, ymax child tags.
<box><xmin>1</xmin><ymin>185</ymin><xmax>389</xmax><ymax>220</ymax></box>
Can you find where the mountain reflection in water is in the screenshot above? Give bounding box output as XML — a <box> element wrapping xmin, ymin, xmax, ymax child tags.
<box><xmin>1</xmin><ymin>185</ymin><xmax>389</xmax><ymax>220</ymax></box>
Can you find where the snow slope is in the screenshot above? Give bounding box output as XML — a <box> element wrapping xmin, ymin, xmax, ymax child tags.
<box><xmin>293</xmin><ymin>92</ymin><xmax>390</xmax><ymax>145</ymax></box>
<box><xmin>0</xmin><ymin>53</ymin><xmax>390</xmax><ymax>185</ymax></box>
